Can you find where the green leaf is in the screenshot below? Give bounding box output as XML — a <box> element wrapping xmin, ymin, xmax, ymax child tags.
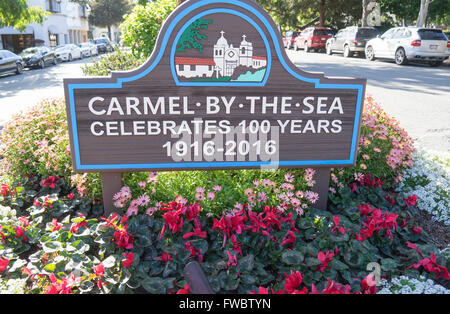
<box><xmin>281</xmin><ymin>250</ymin><xmax>304</xmax><ymax>265</ymax></box>
<box><xmin>237</xmin><ymin>254</ymin><xmax>254</xmax><ymax>273</ymax></box>
<box><xmin>102</xmin><ymin>255</ymin><xmax>116</xmax><ymax>268</ymax></box>
<box><xmin>305</xmin><ymin>257</ymin><xmax>321</xmax><ymax>267</ymax></box>
<box><xmin>42</xmin><ymin>241</ymin><xmax>62</xmax><ymax>253</ymax></box>
<box><xmin>141</xmin><ymin>277</ymin><xmax>165</xmax><ymax>294</ymax></box>
<box><xmin>381</xmin><ymin>258</ymin><xmax>399</xmax><ymax>272</ymax></box>
<box><xmin>329</xmin><ymin>259</ymin><xmax>349</xmax><ymax>271</ymax></box>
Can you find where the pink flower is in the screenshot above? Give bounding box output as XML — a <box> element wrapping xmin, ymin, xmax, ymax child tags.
<box><xmin>207</xmin><ymin>192</ymin><xmax>215</xmax><ymax>201</ymax></box>
<box><xmin>212</xmin><ymin>185</ymin><xmax>222</xmax><ymax>192</ymax></box>
<box><xmin>283</xmin><ymin>271</ymin><xmax>303</xmax><ymax>294</ymax></box>
<box><xmin>316</xmin><ymin>251</ymin><xmax>334</xmax><ymax>273</ymax></box>
<box><xmin>226</xmin><ymin>250</ymin><xmax>238</xmax><ymax>268</ymax></box>
<box><xmin>92</xmin><ymin>263</ymin><xmax>104</xmax><ymax>277</ymax></box>
<box><xmin>41</xmin><ymin>176</ymin><xmax>59</xmax><ymax>189</ymax></box>
<box><xmin>183</xmin><ymin>228</ymin><xmax>207</xmax><ymax>239</ymax></box>
<box><xmin>0</xmin><ymin>257</ymin><xmax>9</xmax><ymax>273</ymax></box>
<box><xmin>404</xmin><ymin>195</ymin><xmax>418</xmax><ymax>207</ymax></box>
<box><xmin>155</xmin><ymin>252</ymin><xmax>173</xmax><ymax>263</ymax></box>
<box><xmin>330</xmin><ymin>216</ymin><xmax>349</xmax><ymax>235</ymax></box>
<box><xmin>284</xmin><ymin>173</ymin><xmax>295</xmax><ymax>183</ymax></box>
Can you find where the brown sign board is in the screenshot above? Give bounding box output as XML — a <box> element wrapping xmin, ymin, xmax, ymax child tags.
<box><xmin>64</xmin><ymin>0</ymin><xmax>366</xmax><ymax>212</ymax></box>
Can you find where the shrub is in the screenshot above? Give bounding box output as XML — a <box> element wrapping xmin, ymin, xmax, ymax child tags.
<box><xmin>81</xmin><ymin>49</ymin><xmax>145</xmax><ymax>77</ymax></box>
<box><xmin>0</xmin><ymin>98</ymin><xmax>72</xmax><ymax>182</ymax></box>
<box><xmin>121</xmin><ymin>0</ymin><xmax>177</xmax><ymax>58</ymax></box>
<box><xmin>331</xmin><ymin>95</ymin><xmax>415</xmax><ymax>190</ymax></box>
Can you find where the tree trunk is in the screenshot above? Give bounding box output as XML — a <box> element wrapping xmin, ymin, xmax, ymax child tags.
<box><xmin>319</xmin><ymin>0</ymin><xmax>326</xmax><ymax>27</ymax></box>
<box><xmin>417</xmin><ymin>0</ymin><xmax>432</xmax><ymax>27</ymax></box>
<box><xmin>107</xmin><ymin>25</ymin><xmax>112</xmax><ymax>41</ymax></box>
<box><xmin>362</xmin><ymin>0</ymin><xmax>370</xmax><ymax>27</ymax></box>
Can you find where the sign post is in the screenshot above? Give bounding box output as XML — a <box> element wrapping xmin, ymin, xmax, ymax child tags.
<box><xmin>64</xmin><ymin>0</ymin><xmax>366</xmax><ymax>216</ymax></box>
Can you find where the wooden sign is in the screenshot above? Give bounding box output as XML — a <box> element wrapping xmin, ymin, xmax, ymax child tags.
<box><xmin>64</xmin><ymin>0</ymin><xmax>366</xmax><ymax>213</ymax></box>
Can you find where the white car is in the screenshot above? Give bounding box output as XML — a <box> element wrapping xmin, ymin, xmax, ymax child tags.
<box><xmin>54</xmin><ymin>44</ymin><xmax>82</xmax><ymax>62</ymax></box>
<box><xmin>79</xmin><ymin>42</ymin><xmax>98</xmax><ymax>57</ymax></box>
<box><xmin>365</xmin><ymin>27</ymin><xmax>450</xmax><ymax>66</ymax></box>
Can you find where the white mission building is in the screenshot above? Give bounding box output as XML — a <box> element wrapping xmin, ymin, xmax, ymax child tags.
<box><xmin>175</xmin><ymin>31</ymin><xmax>267</xmax><ymax>79</ymax></box>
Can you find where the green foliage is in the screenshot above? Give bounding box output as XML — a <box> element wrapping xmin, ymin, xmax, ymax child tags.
<box><xmin>81</xmin><ymin>49</ymin><xmax>145</xmax><ymax>76</ymax></box>
<box><xmin>121</xmin><ymin>0</ymin><xmax>177</xmax><ymax>58</ymax></box>
<box><xmin>176</xmin><ymin>18</ymin><xmax>212</xmax><ymax>53</ymax></box>
<box><xmin>1</xmin><ymin>173</ymin><xmax>448</xmax><ymax>294</ymax></box>
<box><xmin>88</xmin><ymin>0</ymin><xmax>132</xmax><ymax>30</ymax></box>
<box><xmin>0</xmin><ymin>0</ymin><xmax>47</xmax><ymax>31</ymax></box>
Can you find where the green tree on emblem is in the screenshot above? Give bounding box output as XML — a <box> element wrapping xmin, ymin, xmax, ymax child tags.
<box><xmin>176</xmin><ymin>18</ymin><xmax>213</xmax><ymax>52</ymax></box>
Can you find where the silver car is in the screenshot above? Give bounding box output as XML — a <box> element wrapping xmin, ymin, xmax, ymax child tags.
<box><xmin>79</xmin><ymin>42</ymin><xmax>98</xmax><ymax>57</ymax></box>
<box><xmin>54</xmin><ymin>44</ymin><xmax>82</xmax><ymax>62</ymax></box>
<box><xmin>365</xmin><ymin>27</ymin><xmax>450</xmax><ymax>66</ymax></box>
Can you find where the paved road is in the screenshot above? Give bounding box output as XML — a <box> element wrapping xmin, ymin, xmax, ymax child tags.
<box><xmin>1</xmin><ymin>50</ymin><xmax>449</xmax><ymax>153</ymax></box>
<box><xmin>0</xmin><ymin>57</ymin><xmax>93</xmax><ymax>127</ymax></box>
<box><xmin>286</xmin><ymin>49</ymin><xmax>450</xmax><ymax>153</ymax></box>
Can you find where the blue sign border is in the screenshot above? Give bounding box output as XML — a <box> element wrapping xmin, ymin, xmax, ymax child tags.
<box><xmin>66</xmin><ymin>0</ymin><xmax>364</xmax><ymax>171</ymax></box>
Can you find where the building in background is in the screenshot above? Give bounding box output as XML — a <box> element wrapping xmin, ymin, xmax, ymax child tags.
<box><xmin>0</xmin><ymin>0</ymin><xmax>89</xmax><ymax>53</ymax></box>
<box><xmin>90</xmin><ymin>24</ymin><xmax>122</xmax><ymax>44</ymax></box>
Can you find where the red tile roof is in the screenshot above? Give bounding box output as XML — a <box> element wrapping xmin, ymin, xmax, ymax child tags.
<box><xmin>252</xmin><ymin>56</ymin><xmax>267</xmax><ymax>60</ymax></box>
<box><xmin>175</xmin><ymin>57</ymin><xmax>216</xmax><ymax>66</ymax></box>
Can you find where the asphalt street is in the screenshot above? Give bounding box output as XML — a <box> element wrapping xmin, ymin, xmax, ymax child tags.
<box><xmin>286</xmin><ymin>49</ymin><xmax>450</xmax><ymax>153</ymax></box>
<box><xmin>0</xmin><ymin>50</ymin><xmax>449</xmax><ymax>153</ymax></box>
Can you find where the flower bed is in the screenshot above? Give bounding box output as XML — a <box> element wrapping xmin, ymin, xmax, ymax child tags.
<box><xmin>1</xmin><ymin>95</ymin><xmax>449</xmax><ymax>294</ymax></box>
<box><xmin>378</xmin><ymin>276</ymin><xmax>450</xmax><ymax>294</ymax></box>
<box><xmin>398</xmin><ymin>149</ymin><xmax>450</xmax><ymax>225</ymax></box>
<box><xmin>1</xmin><ymin>167</ymin><xmax>449</xmax><ymax>294</ymax></box>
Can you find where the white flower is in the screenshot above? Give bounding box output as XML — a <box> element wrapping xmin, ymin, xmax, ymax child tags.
<box><xmin>378</xmin><ymin>275</ymin><xmax>450</xmax><ymax>294</ymax></box>
<box><xmin>397</xmin><ymin>149</ymin><xmax>450</xmax><ymax>225</ymax></box>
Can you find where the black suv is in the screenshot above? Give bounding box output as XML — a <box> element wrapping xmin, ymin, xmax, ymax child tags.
<box><xmin>326</xmin><ymin>26</ymin><xmax>380</xmax><ymax>57</ymax></box>
<box><xmin>91</xmin><ymin>37</ymin><xmax>113</xmax><ymax>54</ymax></box>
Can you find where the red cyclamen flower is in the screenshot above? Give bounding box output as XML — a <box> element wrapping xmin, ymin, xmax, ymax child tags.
<box><xmin>316</xmin><ymin>251</ymin><xmax>334</xmax><ymax>273</ymax></box>
<box><xmin>121</xmin><ymin>252</ymin><xmax>134</xmax><ymax>268</ymax></box>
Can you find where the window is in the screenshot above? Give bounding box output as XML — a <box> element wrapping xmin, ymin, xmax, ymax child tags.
<box><xmin>241</xmin><ymin>47</ymin><xmax>245</xmax><ymax>54</ymax></box>
<box><xmin>381</xmin><ymin>28</ymin><xmax>396</xmax><ymax>40</ymax></box>
<box><xmin>190</xmin><ymin>65</ymin><xmax>196</xmax><ymax>71</ymax></box>
<box><xmin>418</xmin><ymin>29</ymin><xmax>447</xmax><ymax>40</ymax></box>
<box><xmin>179</xmin><ymin>65</ymin><xmax>184</xmax><ymax>71</ymax></box>
<box><xmin>357</xmin><ymin>28</ymin><xmax>379</xmax><ymax>39</ymax></box>
<box><xmin>314</xmin><ymin>29</ymin><xmax>331</xmax><ymax>36</ymax></box>
<box><xmin>49</xmin><ymin>33</ymin><xmax>58</xmax><ymax>47</ymax></box>
<box><xmin>46</xmin><ymin>0</ymin><xmax>61</xmax><ymax>13</ymax></box>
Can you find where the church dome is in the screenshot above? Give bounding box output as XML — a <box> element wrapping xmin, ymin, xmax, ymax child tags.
<box><xmin>216</xmin><ymin>31</ymin><xmax>228</xmax><ymax>46</ymax></box>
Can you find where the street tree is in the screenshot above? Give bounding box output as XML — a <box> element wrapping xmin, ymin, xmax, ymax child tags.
<box><xmin>0</xmin><ymin>0</ymin><xmax>47</xmax><ymax>31</ymax></box>
<box><xmin>416</xmin><ymin>0</ymin><xmax>434</xmax><ymax>26</ymax></box>
<box><xmin>88</xmin><ymin>0</ymin><xmax>133</xmax><ymax>40</ymax></box>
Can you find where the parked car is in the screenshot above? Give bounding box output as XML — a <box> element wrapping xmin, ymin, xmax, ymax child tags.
<box><xmin>90</xmin><ymin>37</ymin><xmax>113</xmax><ymax>54</ymax></box>
<box><xmin>365</xmin><ymin>27</ymin><xmax>450</xmax><ymax>66</ymax></box>
<box><xmin>326</xmin><ymin>26</ymin><xmax>379</xmax><ymax>57</ymax></box>
<box><xmin>79</xmin><ymin>42</ymin><xmax>98</xmax><ymax>57</ymax></box>
<box><xmin>293</xmin><ymin>27</ymin><xmax>334</xmax><ymax>52</ymax></box>
<box><xmin>0</xmin><ymin>50</ymin><xmax>25</xmax><ymax>76</ymax></box>
<box><xmin>283</xmin><ymin>31</ymin><xmax>301</xmax><ymax>49</ymax></box>
<box><xmin>54</xmin><ymin>44</ymin><xmax>82</xmax><ymax>62</ymax></box>
<box><xmin>19</xmin><ymin>47</ymin><xmax>57</xmax><ymax>69</ymax></box>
